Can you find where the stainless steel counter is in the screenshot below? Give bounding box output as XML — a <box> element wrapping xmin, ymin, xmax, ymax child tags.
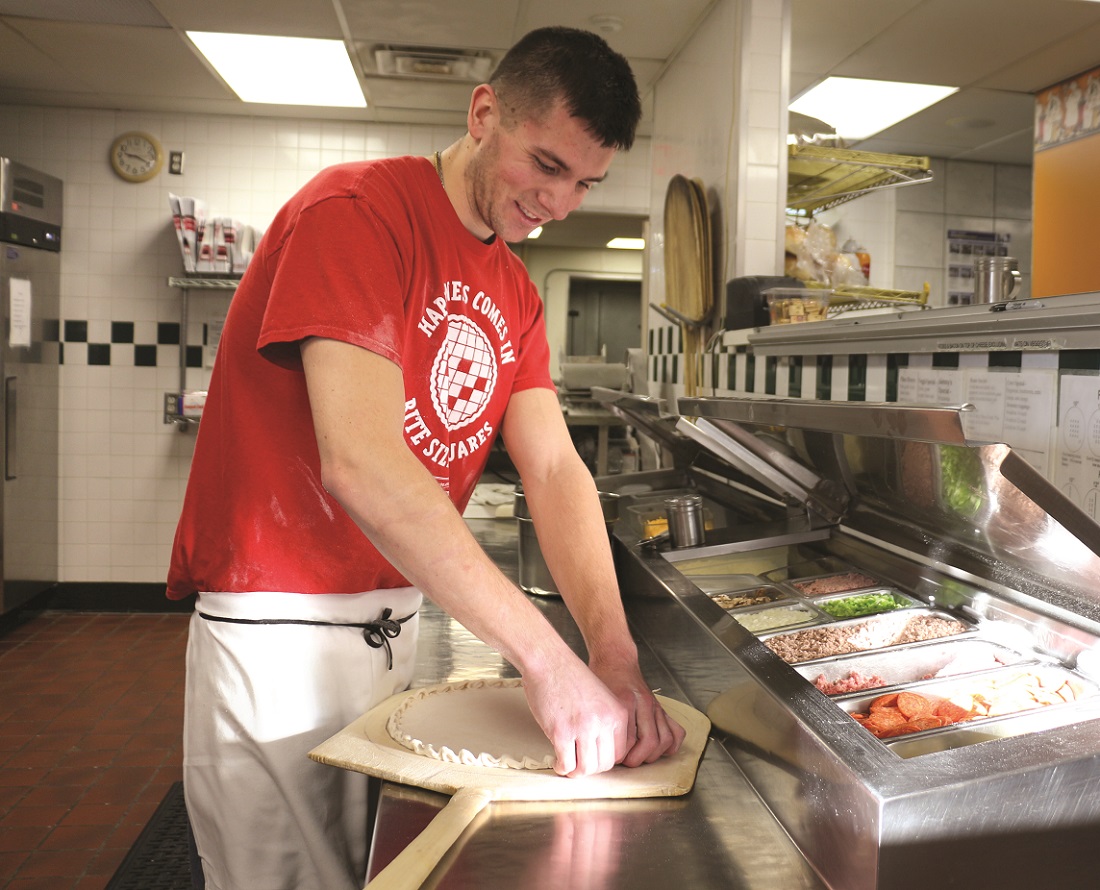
<box><xmin>365</xmin><ymin>517</ymin><xmax>826</xmax><ymax>889</ymax></box>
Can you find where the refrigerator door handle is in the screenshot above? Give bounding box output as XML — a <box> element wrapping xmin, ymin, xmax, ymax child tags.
<box><xmin>4</xmin><ymin>376</ymin><xmax>14</xmax><ymax>481</ymax></box>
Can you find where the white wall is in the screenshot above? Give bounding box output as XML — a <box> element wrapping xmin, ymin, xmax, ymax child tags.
<box><xmin>894</xmin><ymin>158</ymin><xmax>1033</xmax><ymax>305</ymax></box>
<box><xmin>0</xmin><ymin>104</ymin><xmax>649</xmax><ymax>585</ymax></box>
<box><xmin>645</xmin><ymin>0</ymin><xmax>789</xmax><ymax>397</ymax></box>
<box><xmin>818</xmin><ymin>158</ymin><xmax>1032</xmax><ymax>305</ymax></box>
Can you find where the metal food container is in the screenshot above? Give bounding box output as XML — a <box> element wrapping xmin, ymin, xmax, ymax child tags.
<box><xmin>513</xmin><ymin>487</ymin><xmax>619</xmax><ymax>596</ymax></box>
<box><xmin>834</xmin><ymin>663</ymin><xmax>1099</xmax><ymax>756</ymax></box>
<box><xmin>760</xmin><ymin>608</ymin><xmax>975</xmax><ymax>664</ymax></box>
<box><xmin>809</xmin><ymin>587</ymin><xmax>920</xmax><ymax>619</ymax></box>
<box><xmin>704</xmin><ymin>585</ymin><xmax>789</xmax><ymax>611</ymax></box>
<box><xmin>786</xmin><ymin>569</ymin><xmax>884</xmax><ymax>596</ymax></box>
<box><xmin>794</xmin><ymin>636</ymin><xmax>1038</xmax><ymax>694</ymax></box>
<box><xmin>596</xmin><ymin>388</ymin><xmax>1100</xmax><ymax>890</ymax></box>
<box><xmin>729</xmin><ymin>599</ymin><xmax>823</xmax><ymax>633</ymax></box>
<box><xmin>690</xmin><ymin>574</ymin><xmax>778</xmax><ymax>595</ymax></box>
<box><xmin>761</xmin><ymin>556</ymin><xmax>858</xmax><ymax>583</ymax></box>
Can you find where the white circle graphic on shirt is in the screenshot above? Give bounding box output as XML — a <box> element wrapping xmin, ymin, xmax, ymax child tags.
<box><xmin>430</xmin><ymin>315</ymin><xmax>498</xmax><ymax>431</ymax></box>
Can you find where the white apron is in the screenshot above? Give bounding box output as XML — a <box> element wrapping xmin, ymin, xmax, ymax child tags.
<box><xmin>183</xmin><ymin>588</ymin><xmax>422</xmax><ymax>890</ymax></box>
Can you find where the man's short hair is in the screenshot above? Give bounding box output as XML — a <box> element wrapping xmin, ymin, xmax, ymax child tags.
<box><xmin>489</xmin><ymin>27</ymin><xmax>641</xmax><ymax>151</ymax></box>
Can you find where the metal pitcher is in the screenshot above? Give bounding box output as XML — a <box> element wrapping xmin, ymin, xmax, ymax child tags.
<box><xmin>514</xmin><ymin>487</ymin><xmax>619</xmax><ymax>596</ymax></box>
<box><xmin>973</xmin><ymin>256</ymin><xmax>1021</xmax><ymax>303</ymax></box>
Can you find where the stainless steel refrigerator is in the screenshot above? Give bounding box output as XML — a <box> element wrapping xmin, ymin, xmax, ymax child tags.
<box><xmin>1</xmin><ymin>158</ymin><xmax>61</xmax><ymax>615</ymax></box>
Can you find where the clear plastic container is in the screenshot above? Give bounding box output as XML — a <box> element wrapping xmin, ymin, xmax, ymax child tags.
<box><xmin>765</xmin><ymin>287</ymin><xmax>829</xmax><ymax>324</ymax></box>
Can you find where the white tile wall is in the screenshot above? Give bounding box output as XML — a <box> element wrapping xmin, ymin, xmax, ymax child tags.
<box><xmin>830</xmin><ymin>156</ymin><xmax>1033</xmax><ymax>306</ymax></box>
<box><xmin>945</xmin><ymin>160</ymin><xmax>997</xmax><ymax>217</ymax></box>
<box><xmin>648</xmin><ymin>0</ymin><xmax>787</xmax><ymax>369</ymax></box>
<box><xmin>740</xmin><ymin>0</ymin><xmax>790</xmax><ymax>280</ymax></box>
<box><xmin>817</xmin><ymin>187</ymin><xmax>897</xmax><ymax>288</ymax></box>
<box><xmin>0</xmin><ymin>103</ymin><xmax>650</xmax><ymax>584</ymax></box>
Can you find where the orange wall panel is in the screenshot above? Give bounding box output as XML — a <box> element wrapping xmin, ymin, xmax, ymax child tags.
<box><xmin>1032</xmin><ymin>135</ymin><xmax>1100</xmax><ymax>298</ymax></box>
<box><xmin>1033</xmin><ymin>65</ymin><xmax>1100</xmax><ymax>298</ymax></box>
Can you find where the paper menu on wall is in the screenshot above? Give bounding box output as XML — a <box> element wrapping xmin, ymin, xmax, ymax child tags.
<box><xmin>964</xmin><ymin>370</ymin><xmax>1055</xmax><ymax>475</ymax></box>
<box><xmin>1055</xmin><ymin>374</ymin><xmax>1100</xmax><ymax>521</ymax></box>
<box><xmin>8</xmin><ymin>277</ymin><xmax>31</xmax><ymax>348</ymax></box>
<box><xmin>898</xmin><ymin>367</ymin><xmax>1055</xmax><ymax>476</ymax></box>
<box><xmin>897</xmin><ymin>367</ymin><xmax>964</xmax><ymax>407</ymax></box>
<box><xmin>205</xmin><ymin>315</ymin><xmax>225</xmax><ymax>369</ymax></box>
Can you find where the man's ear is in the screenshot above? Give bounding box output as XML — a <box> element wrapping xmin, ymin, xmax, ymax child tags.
<box><xmin>467</xmin><ymin>84</ymin><xmax>498</xmax><ymax>140</ymax></box>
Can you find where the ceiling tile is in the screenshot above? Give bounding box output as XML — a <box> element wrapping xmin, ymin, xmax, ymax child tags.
<box><xmin>791</xmin><ymin>0</ymin><xmax>923</xmax><ymax>78</ymax></box>
<box><xmin>977</xmin><ymin>20</ymin><xmax>1100</xmax><ymax>92</ymax></box>
<box><xmin>0</xmin><ymin>0</ymin><xmax>1098</xmax><ymax>168</ymax></box>
<box><xmin>0</xmin><ymin>0</ymin><xmax>168</xmax><ymax>27</ymax></box>
<box><xmin>0</xmin><ymin>20</ymin><xmax>96</xmax><ymax>92</ymax></box>
<box><xmin>150</xmin><ymin>0</ymin><xmax>343</xmax><ymax>39</ymax></box>
<box><xmin>338</xmin><ymin>0</ymin><xmax>520</xmax><ymax>52</ymax></box>
<box><xmin>521</xmin><ymin>0</ymin><xmax>715</xmax><ymax>60</ymax></box>
<box><xmin>827</xmin><ymin>0</ymin><xmax>1100</xmax><ymax>88</ymax></box>
<box><xmin>9</xmin><ymin>20</ymin><xmax>231</xmax><ymax>100</ymax></box>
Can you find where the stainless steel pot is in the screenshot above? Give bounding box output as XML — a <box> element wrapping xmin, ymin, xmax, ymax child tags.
<box><xmin>513</xmin><ymin>487</ymin><xmax>620</xmax><ymax>596</ymax></box>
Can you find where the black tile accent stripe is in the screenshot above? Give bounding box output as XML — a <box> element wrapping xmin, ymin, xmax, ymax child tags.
<box><xmin>88</xmin><ymin>343</ymin><xmax>110</xmax><ymax>365</ymax></box>
<box><xmin>847</xmin><ymin>354</ymin><xmax>868</xmax><ymax>401</ymax></box>
<box><xmin>988</xmin><ymin>351</ymin><xmax>1022</xmax><ymax>368</ymax></box>
<box><xmin>51</xmin><ymin>317</ymin><xmax>195</xmax><ymax>367</ymax></box>
<box><xmin>1059</xmin><ymin>350</ymin><xmax>1100</xmax><ymax>371</ymax></box>
<box><xmin>64</xmin><ymin>319</ymin><xmax>87</xmax><ymax>342</ymax></box>
<box><xmin>886</xmin><ymin>353</ymin><xmax>907</xmax><ymax>403</ymax></box>
<box><xmin>816</xmin><ymin>355</ymin><xmax>832</xmax><ymax>400</ymax></box>
<box><xmin>789</xmin><ymin>356</ymin><xmax>802</xmax><ymax>396</ymax></box>
<box><xmin>135</xmin><ymin>345</ymin><xmax>157</xmax><ymax>367</ymax></box>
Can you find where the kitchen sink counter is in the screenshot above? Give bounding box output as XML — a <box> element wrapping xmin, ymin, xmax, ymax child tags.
<box><xmin>362</xmin><ymin>517</ymin><xmax>825</xmax><ymax>889</ymax></box>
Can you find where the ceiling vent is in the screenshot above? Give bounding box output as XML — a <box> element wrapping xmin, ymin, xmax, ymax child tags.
<box><xmin>370</xmin><ymin>45</ymin><xmax>495</xmax><ymax>82</ymax></box>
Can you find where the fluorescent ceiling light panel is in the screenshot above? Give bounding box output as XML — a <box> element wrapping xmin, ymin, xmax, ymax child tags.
<box><xmin>188</xmin><ymin>32</ymin><xmax>366</xmax><ymax>107</ymax></box>
<box><xmin>607</xmin><ymin>237</ymin><xmax>645</xmax><ymax>250</ymax></box>
<box><xmin>790</xmin><ymin>77</ymin><xmax>957</xmax><ymax>140</ymax></box>
<box><xmin>526</xmin><ymin>226</ymin><xmax>543</xmax><ymax>240</ymax></box>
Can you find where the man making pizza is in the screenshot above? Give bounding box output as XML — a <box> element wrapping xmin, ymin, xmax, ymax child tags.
<box><xmin>167</xmin><ymin>25</ymin><xmax>685</xmax><ymax>890</ymax></box>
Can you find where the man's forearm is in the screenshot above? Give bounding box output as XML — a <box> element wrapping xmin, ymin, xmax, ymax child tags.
<box><xmin>518</xmin><ymin>458</ymin><xmax>638</xmax><ymax>665</ymax></box>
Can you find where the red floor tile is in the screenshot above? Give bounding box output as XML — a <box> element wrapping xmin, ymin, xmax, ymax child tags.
<box><xmin>0</xmin><ymin>610</ymin><xmax>189</xmax><ymax>888</ymax></box>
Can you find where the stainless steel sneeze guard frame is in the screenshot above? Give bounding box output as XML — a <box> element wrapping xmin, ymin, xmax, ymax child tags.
<box><xmin>679</xmin><ymin>394</ymin><xmax>972</xmax><ymax>445</ymax></box>
<box><xmin>745</xmin><ymin>289</ymin><xmax>1100</xmax><ymax>355</ymax></box>
<box><xmin>600</xmin><ymin>390</ymin><xmax>1100</xmax><ymax>890</ymax></box>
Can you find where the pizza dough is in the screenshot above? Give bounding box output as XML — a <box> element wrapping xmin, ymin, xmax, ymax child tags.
<box><xmin>386</xmin><ymin>678</ymin><xmax>556</xmax><ymax>770</ymax></box>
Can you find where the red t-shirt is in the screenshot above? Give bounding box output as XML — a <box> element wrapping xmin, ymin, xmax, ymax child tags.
<box><xmin>166</xmin><ymin>157</ymin><xmax>554</xmax><ymax>598</ymax></box>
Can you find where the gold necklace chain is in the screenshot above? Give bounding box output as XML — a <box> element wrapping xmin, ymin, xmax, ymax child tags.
<box><xmin>433</xmin><ymin>151</ymin><xmax>445</xmax><ymax>191</ymax></box>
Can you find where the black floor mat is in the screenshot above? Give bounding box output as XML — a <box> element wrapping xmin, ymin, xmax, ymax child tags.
<box><xmin>106</xmin><ymin>781</ymin><xmax>200</xmax><ymax>890</ymax></box>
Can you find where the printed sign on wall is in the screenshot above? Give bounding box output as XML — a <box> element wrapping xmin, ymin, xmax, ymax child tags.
<box><xmin>1035</xmin><ymin>64</ymin><xmax>1100</xmax><ymax>152</ymax></box>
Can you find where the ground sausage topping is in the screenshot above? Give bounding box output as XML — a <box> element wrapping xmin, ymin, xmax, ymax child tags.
<box><xmin>793</xmin><ymin>572</ymin><xmax>879</xmax><ymax>595</ymax></box>
<box><xmin>765</xmin><ymin>613</ymin><xmax>967</xmax><ymax>664</ymax></box>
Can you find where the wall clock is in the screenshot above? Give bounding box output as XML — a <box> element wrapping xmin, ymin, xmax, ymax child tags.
<box><xmin>109</xmin><ymin>131</ymin><xmax>164</xmax><ymax>183</ymax></box>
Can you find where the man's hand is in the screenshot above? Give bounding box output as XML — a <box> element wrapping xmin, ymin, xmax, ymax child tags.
<box><xmin>591</xmin><ymin>660</ymin><xmax>686</xmax><ymax>768</ymax></box>
<box><xmin>523</xmin><ymin>655</ymin><xmax>685</xmax><ymax>777</ymax></box>
<box><xmin>522</xmin><ymin>661</ymin><xmax>630</xmax><ymax>777</ymax></box>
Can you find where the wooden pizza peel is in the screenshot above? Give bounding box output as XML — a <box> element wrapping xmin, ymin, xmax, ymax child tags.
<box><xmin>309</xmin><ymin>685</ymin><xmax>711</xmax><ymax>890</ymax></box>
